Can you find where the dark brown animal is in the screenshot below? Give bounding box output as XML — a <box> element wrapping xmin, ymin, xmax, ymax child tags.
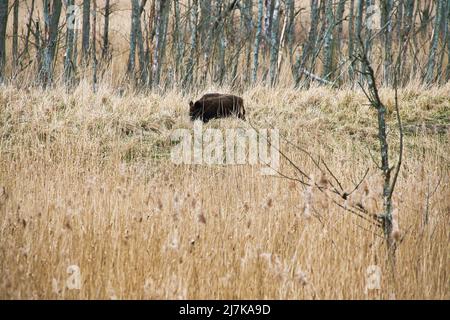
<box><xmin>189</xmin><ymin>93</ymin><xmax>246</xmax><ymax>123</ymax></box>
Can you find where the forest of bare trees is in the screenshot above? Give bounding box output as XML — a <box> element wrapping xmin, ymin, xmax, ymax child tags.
<box><xmin>0</xmin><ymin>0</ymin><xmax>448</xmax><ymax>89</ymax></box>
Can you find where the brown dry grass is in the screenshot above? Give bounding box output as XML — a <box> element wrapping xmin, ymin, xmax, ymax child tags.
<box><xmin>0</xmin><ymin>83</ymin><xmax>449</xmax><ymax>299</ymax></box>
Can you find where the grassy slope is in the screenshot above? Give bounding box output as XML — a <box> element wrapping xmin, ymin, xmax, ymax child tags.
<box><xmin>0</xmin><ymin>84</ymin><xmax>448</xmax><ymax>299</ymax></box>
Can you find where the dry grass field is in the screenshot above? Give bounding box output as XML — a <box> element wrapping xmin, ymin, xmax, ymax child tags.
<box><xmin>0</xmin><ymin>82</ymin><xmax>448</xmax><ymax>299</ymax></box>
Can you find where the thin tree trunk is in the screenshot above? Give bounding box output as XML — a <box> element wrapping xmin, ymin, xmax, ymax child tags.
<box><xmin>101</xmin><ymin>0</ymin><xmax>110</xmax><ymax>61</ymax></box>
<box><xmin>334</xmin><ymin>0</ymin><xmax>346</xmax><ymax>83</ymax></box>
<box><xmin>184</xmin><ymin>0</ymin><xmax>198</xmax><ymax>88</ymax></box>
<box><xmin>425</xmin><ymin>0</ymin><xmax>444</xmax><ymax>84</ymax></box>
<box><xmin>364</xmin><ymin>0</ymin><xmax>374</xmax><ymax>62</ymax></box>
<box><xmin>353</xmin><ymin>0</ymin><xmax>364</xmax><ymax>79</ymax></box>
<box><xmin>152</xmin><ymin>0</ymin><xmax>170</xmax><ymax>88</ymax></box>
<box><xmin>158</xmin><ymin>0</ymin><xmax>170</xmax><ymax>88</ymax></box>
<box><xmin>252</xmin><ymin>0</ymin><xmax>264</xmax><ymax>83</ymax></box>
<box><xmin>348</xmin><ymin>0</ymin><xmax>355</xmax><ymax>81</ymax></box>
<box><xmin>92</xmin><ymin>0</ymin><xmax>97</xmax><ymax>92</ymax></box>
<box><xmin>382</xmin><ymin>0</ymin><xmax>393</xmax><ymax>86</ymax></box>
<box><xmin>127</xmin><ymin>0</ymin><xmax>139</xmax><ymax>78</ymax></box>
<box><xmin>82</xmin><ymin>0</ymin><xmax>91</xmax><ymax>65</ymax></box>
<box><xmin>400</xmin><ymin>0</ymin><xmax>414</xmax><ymax>83</ymax></box>
<box><xmin>39</xmin><ymin>0</ymin><xmax>62</xmax><ymax>87</ymax></box>
<box><xmin>136</xmin><ymin>0</ymin><xmax>147</xmax><ymax>86</ymax></box>
<box><xmin>294</xmin><ymin>0</ymin><xmax>319</xmax><ymax>86</ymax></box>
<box><xmin>355</xmin><ymin>0</ymin><xmax>364</xmax><ymax>38</ymax></box>
<box><xmin>173</xmin><ymin>0</ymin><xmax>184</xmax><ymax>84</ymax></box>
<box><xmin>436</xmin><ymin>0</ymin><xmax>449</xmax><ymax>82</ymax></box>
<box><xmin>0</xmin><ymin>0</ymin><xmax>8</xmax><ymax>83</ymax></box>
<box><xmin>216</xmin><ymin>0</ymin><xmax>226</xmax><ymax>85</ymax></box>
<box><xmin>322</xmin><ymin>0</ymin><xmax>334</xmax><ymax>81</ymax></box>
<box><xmin>152</xmin><ymin>0</ymin><xmax>161</xmax><ymax>86</ymax></box>
<box><xmin>64</xmin><ymin>0</ymin><xmax>76</xmax><ymax>87</ymax></box>
<box><xmin>201</xmin><ymin>0</ymin><xmax>212</xmax><ymax>85</ymax></box>
<box><xmin>244</xmin><ymin>0</ymin><xmax>253</xmax><ymax>85</ymax></box>
<box><xmin>34</xmin><ymin>21</ymin><xmax>42</xmax><ymax>76</ymax></box>
<box><xmin>12</xmin><ymin>0</ymin><xmax>19</xmax><ymax>74</ymax></box>
<box><xmin>446</xmin><ymin>0</ymin><xmax>450</xmax><ymax>81</ymax></box>
<box><xmin>286</xmin><ymin>0</ymin><xmax>295</xmax><ymax>59</ymax></box>
<box><xmin>268</xmin><ymin>0</ymin><xmax>280</xmax><ymax>86</ymax></box>
<box><xmin>22</xmin><ymin>0</ymin><xmax>35</xmax><ymax>57</ymax></box>
<box><xmin>263</xmin><ymin>0</ymin><xmax>273</xmax><ymax>54</ymax></box>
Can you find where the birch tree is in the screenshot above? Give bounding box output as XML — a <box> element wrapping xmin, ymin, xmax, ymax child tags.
<box><xmin>322</xmin><ymin>0</ymin><xmax>334</xmax><ymax>81</ymax></box>
<box><xmin>268</xmin><ymin>0</ymin><xmax>280</xmax><ymax>86</ymax></box>
<box><xmin>64</xmin><ymin>0</ymin><xmax>76</xmax><ymax>87</ymax></box>
<box><xmin>425</xmin><ymin>0</ymin><xmax>444</xmax><ymax>84</ymax></box>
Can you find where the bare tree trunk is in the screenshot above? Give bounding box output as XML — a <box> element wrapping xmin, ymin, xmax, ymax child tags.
<box><xmin>355</xmin><ymin>42</ymin><xmax>403</xmax><ymax>267</ymax></box>
<box><xmin>82</xmin><ymin>0</ymin><xmax>91</xmax><ymax>65</ymax></box>
<box><xmin>268</xmin><ymin>0</ymin><xmax>280</xmax><ymax>86</ymax></box>
<box><xmin>243</xmin><ymin>0</ymin><xmax>253</xmax><ymax>85</ymax></box>
<box><xmin>263</xmin><ymin>0</ymin><xmax>273</xmax><ymax>54</ymax></box>
<box><xmin>446</xmin><ymin>0</ymin><xmax>450</xmax><ymax>81</ymax></box>
<box><xmin>348</xmin><ymin>0</ymin><xmax>355</xmax><ymax>81</ymax></box>
<box><xmin>39</xmin><ymin>0</ymin><xmax>62</xmax><ymax>87</ymax></box>
<box><xmin>252</xmin><ymin>0</ymin><xmax>264</xmax><ymax>83</ymax></box>
<box><xmin>364</xmin><ymin>0</ymin><xmax>374</xmax><ymax>65</ymax></box>
<box><xmin>158</xmin><ymin>0</ymin><xmax>170</xmax><ymax>88</ymax></box>
<box><xmin>437</xmin><ymin>0</ymin><xmax>449</xmax><ymax>82</ymax></box>
<box><xmin>127</xmin><ymin>0</ymin><xmax>139</xmax><ymax>78</ymax></box>
<box><xmin>400</xmin><ymin>0</ymin><xmax>414</xmax><ymax>83</ymax></box>
<box><xmin>22</xmin><ymin>0</ymin><xmax>35</xmax><ymax>57</ymax></box>
<box><xmin>34</xmin><ymin>21</ymin><xmax>42</xmax><ymax>76</ymax></box>
<box><xmin>101</xmin><ymin>0</ymin><xmax>110</xmax><ymax>62</ymax></box>
<box><xmin>322</xmin><ymin>0</ymin><xmax>334</xmax><ymax>81</ymax></box>
<box><xmin>136</xmin><ymin>0</ymin><xmax>148</xmax><ymax>86</ymax></box>
<box><xmin>12</xmin><ymin>0</ymin><xmax>18</xmax><ymax>74</ymax></box>
<box><xmin>173</xmin><ymin>0</ymin><xmax>184</xmax><ymax>84</ymax></box>
<box><xmin>201</xmin><ymin>0</ymin><xmax>213</xmax><ymax>85</ymax></box>
<box><xmin>382</xmin><ymin>0</ymin><xmax>393</xmax><ymax>86</ymax></box>
<box><xmin>294</xmin><ymin>0</ymin><xmax>319</xmax><ymax>86</ymax></box>
<box><xmin>92</xmin><ymin>0</ymin><xmax>98</xmax><ymax>92</ymax></box>
<box><xmin>73</xmin><ymin>22</ymin><xmax>79</xmax><ymax>72</ymax></box>
<box><xmin>396</xmin><ymin>0</ymin><xmax>403</xmax><ymax>46</ymax></box>
<box><xmin>353</xmin><ymin>0</ymin><xmax>364</xmax><ymax>79</ymax></box>
<box><xmin>355</xmin><ymin>0</ymin><xmax>364</xmax><ymax>38</ymax></box>
<box><xmin>286</xmin><ymin>0</ymin><xmax>295</xmax><ymax>59</ymax></box>
<box><xmin>425</xmin><ymin>0</ymin><xmax>444</xmax><ymax>84</ymax></box>
<box><xmin>152</xmin><ymin>0</ymin><xmax>161</xmax><ymax>87</ymax></box>
<box><xmin>334</xmin><ymin>0</ymin><xmax>346</xmax><ymax>83</ymax></box>
<box><xmin>64</xmin><ymin>0</ymin><xmax>76</xmax><ymax>87</ymax></box>
<box><xmin>151</xmin><ymin>0</ymin><xmax>170</xmax><ymax>88</ymax></box>
<box><xmin>0</xmin><ymin>0</ymin><xmax>8</xmax><ymax>83</ymax></box>
<box><xmin>184</xmin><ymin>0</ymin><xmax>198</xmax><ymax>88</ymax></box>
<box><xmin>216</xmin><ymin>3</ymin><xmax>226</xmax><ymax>85</ymax></box>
